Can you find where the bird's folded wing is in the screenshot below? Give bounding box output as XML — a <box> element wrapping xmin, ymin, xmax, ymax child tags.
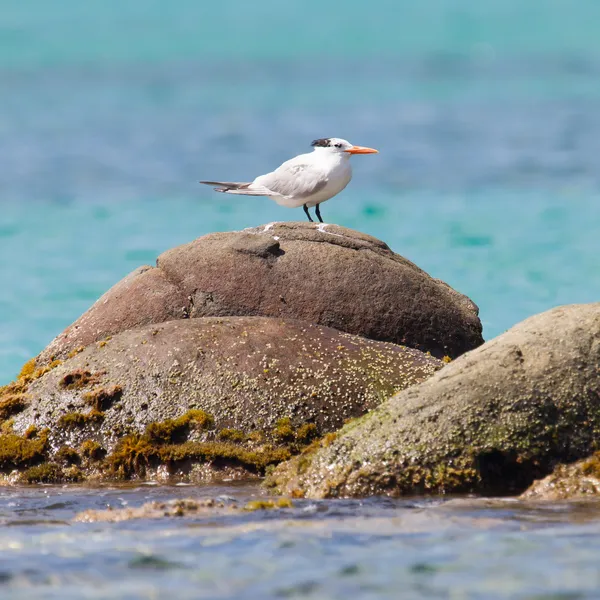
<box><xmin>256</xmin><ymin>163</ymin><xmax>328</xmax><ymax>199</ymax></box>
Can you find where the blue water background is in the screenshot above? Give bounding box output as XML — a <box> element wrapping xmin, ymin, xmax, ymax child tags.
<box><xmin>2</xmin><ymin>0</ymin><xmax>600</xmax><ymax>381</ymax></box>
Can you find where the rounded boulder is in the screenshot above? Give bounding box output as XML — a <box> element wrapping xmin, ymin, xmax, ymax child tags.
<box><xmin>6</xmin><ymin>316</ymin><xmax>441</xmax><ymax>483</ymax></box>
<box><xmin>39</xmin><ymin>222</ymin><xmax>483</xmax><ymax>363</ymax></box>
<box><xmin>267</xmin><ymin>304</ymin><xmax>600</xmax><ymax>498</ymax></box>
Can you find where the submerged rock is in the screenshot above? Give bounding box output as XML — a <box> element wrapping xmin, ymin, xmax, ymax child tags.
<box><xmin>74</xmin><ymin>496</ymin><xmax>294</xmax><ymax>523</ymax></box>
<box><xmin>267</xmin><ymin>304</ymin><xmax>600</xmax><ymax>498</ymax></box>
<box><xmin>4</xmin><ymin>316</ymin><xmax>440</xmax><ymax>483</ymax></box>
<box><xmin>39</xmin><ymin>222</ymin><xmax>483</xmax><ymax>362</ymax></box>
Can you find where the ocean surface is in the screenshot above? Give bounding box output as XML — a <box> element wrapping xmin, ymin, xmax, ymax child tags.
<box><xmin>3</xmin><ymin>484</ymin><xmax>600</xmax><ymax>600</ymax></box>
<box><xmin>2</xmin><ymin>1</ymin><xmax>600</xmax><ymax>597</ymax></box>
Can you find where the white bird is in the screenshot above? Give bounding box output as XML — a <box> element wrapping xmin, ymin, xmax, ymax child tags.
<box><xmin>199</xmin><ymin>137</ymin><xmax>378</xmax><ymax>223</ymax></box>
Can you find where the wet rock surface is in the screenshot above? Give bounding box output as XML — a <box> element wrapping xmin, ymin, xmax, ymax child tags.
<box><xmin>267</xmin><ymin>304</ymin><xmax>600</xmax><ymax>498</ymax></box>
<box><xmin>39</xmin><ymin>222</ymin><xmax>483</xmax><ymax>363</ymax></box>
<box><xmin>74</xmin><ymin>496</ymin><xmax>294</xmax><ymax>523</ymax></box>
<box><xmin>3</xmin><ymin>316</ymin><xmax>441</xmax><ymax>484</ymax></box>
<box><xmin>522</xmin><ymin>454</ymin><xmax>600</xmax><ymax>501</ymax></box>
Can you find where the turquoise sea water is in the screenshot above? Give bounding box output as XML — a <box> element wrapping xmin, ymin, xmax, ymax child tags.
<box><xmin>2</xmin><ymin>1</ymin><xmax>600</xmax><ymax>596</ymax></box>
<box><xmin>2</xmin><ymin>0</ymin><xmax>600</xmax><ymax>381</ymax></box>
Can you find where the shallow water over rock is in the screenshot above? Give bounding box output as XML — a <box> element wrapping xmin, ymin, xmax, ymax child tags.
<box><xmin>1</xmin><ymin>483</ymin><xmax>600</xmax><ymax>598</ymax></box>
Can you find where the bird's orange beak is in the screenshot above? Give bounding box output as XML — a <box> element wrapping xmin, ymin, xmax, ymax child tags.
<box><xmin>345</xmin><ymin>145</ymin><xmax>379</xmax><ymax>154</ymax></box>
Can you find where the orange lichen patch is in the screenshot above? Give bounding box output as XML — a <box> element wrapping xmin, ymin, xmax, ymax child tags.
<box><xmin>59</xmin><ymin>370</ymin><xmax>102</xmax><ymax>391</ymax></box>
<box><xmin>97</xmin><ymin>335</ymin><xmax>113</xmax><ymax>349</ymax></box>
<box><xmin>33</xmin><ymin>360</ymin><xmax>63</xmax><ymax>379</ymax></box>
<box><xmin>82</xmin><ymin>386</ymin><xmax>123</xmax><ymax>411</ymax></box>
<box><xmin>18</xmin><ymin>359</ymin><xmax>36</xmax><ymax>381</ymax></box>
<box><xmin>18</xmin><ymin>359</ymin><xmax>62</xmax><ymax>384</ymax></box>
<box><xmin>0</xmin><ymin>359</ymin><xmax>62</xmax><ymax>407</ymax></box>
<box><xmin>67</xmin><ymin>347</ymin><xmax>85</xmax><ymax>359</ymax></box>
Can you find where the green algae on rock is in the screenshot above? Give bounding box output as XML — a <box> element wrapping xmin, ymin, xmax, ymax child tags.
<box><xmin>0</xmin><ymin>395</ymin><xmax>28</xmax><ymax>422</ymax></box>
<box><xmin>58</xmin><ymin>410</ymin><xmax>105</xmax><ymax>429</ymax></box>
<box><xmin>82</xmin><ymin>385</ymin><xmax>123</xmax><ymax>411</ymax></box>
<box><xmin>99</xmin><ymin>409</ymin><xmax>301</xmax><ymax>481</ymax></box>
<box><xmin>267</xmin><ymin>304</ymin><xmax>600</xmax><ymax>498</ymax></box>
<box><xmin>0</xmin><ymin>358</ymin><xmax>63</xmax><ymax>426</ymax></box>
<box><xmin>6</xmin><ymin>316</ymin><xmax>441</xmax><ymax>483</ymax></box>
<box><xmin>243</xmin><ymin>498</ymin><xmax>293</xmax><ymax>511</ymax></box>
<box><xmin>145</xmin><ymin>409</ymin><xmax>213</xmax><ymax>444</ymax></box>
<box><xmin>59</xmin><ymin>369</ymin><xmax>102</xmax><ymax>391</ymax></box>
<box><xmin>19</xmin><ymin>462</ymin><xmax>84</xmax><ymax>484</ymax></box>
<box><xmin>55</xmin><ymin>445</ymin><xmax>81</xmax><ymax>465</ymax></box>
<box><xmin>74</xmin><ymin>498</ymin><xmax>239</xmax><ymax>523</ymax></box>
<box><xmin>0</xmin><ymin>430</ymin><xmax>49</xmax><ymax>470</ymax></box>
<box><xmin>79</xmin><ymin>440</ymin><xmax>105</xmax><ymax>461</ymax></box>
<box><xmin>73</xmin><ymin>496</ymin><xmax>296</xmax><ymax>523</ymax></box>
<box><xmin>522</xmin><ymin>453</ymin><xmax>600</xmax><ymax>500</ymax></box>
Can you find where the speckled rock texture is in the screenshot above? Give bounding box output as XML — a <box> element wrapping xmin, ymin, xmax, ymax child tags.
<box><xmin>267</xmin><ymin>304</ymin><xmax>600</xmax><ymax>498</ymax></box>
<box><xmin>5</xmin><ymin>316</ymin><xmax>441</xmax><ymax>483</ymax></box>
<box><xmin>38</xmin><ymin>222</ymin><xmax>483</xmax><ymax>363</ymax></box>
<box><xmin>522</xmin><ymin>454</ymin><xmax>600</xmax><ymax>501</ymax></box>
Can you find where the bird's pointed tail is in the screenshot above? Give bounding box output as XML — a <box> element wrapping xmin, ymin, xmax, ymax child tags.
<box><xmin>199</xmin><ymin>181</ymin><xmax>269</xmax><ymax>196</ymax></box>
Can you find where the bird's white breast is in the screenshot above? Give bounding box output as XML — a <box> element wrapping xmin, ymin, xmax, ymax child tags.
<box><xmin>302</xmin><ymin>154</ymin><xmax>353</xmax><ymax>208</ymax></box>
<box><xmin>253</xmin><ymin>151</ymin><xmax>353</xmax><ymax>208</ymax></box>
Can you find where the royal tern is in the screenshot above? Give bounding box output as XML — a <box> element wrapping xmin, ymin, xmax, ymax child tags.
<box><xmin>199</xmin><ymin>137</ymin><xmax>378</xmax><ymax>222</ymax></box>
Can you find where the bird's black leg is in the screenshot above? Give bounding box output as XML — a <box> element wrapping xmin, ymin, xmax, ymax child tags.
<box><xmin>303</xmin><ymin>203</ymin><xmax>314</xmax><ymax>222</ymax></box>
<box><xmin>315</xmin><ymin>204</ymin><xmax>324</xmax><ymax>223</ymax></box>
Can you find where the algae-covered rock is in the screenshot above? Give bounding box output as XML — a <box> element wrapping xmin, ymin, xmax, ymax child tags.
<box><xmin>522</xmin><ymin>454</ymin><xmax>600</xmax><ymax>501</ymax></box>
<box><xmin>38</xmin><ymin>222</ymin><xmax>482</xmax><ymax>362</ymax></box>
<box><xmin>267</xmin><ymin>304</ymin><xmax>600</xmax><ymax>498</ymax></box>
<box><xmin>6</xmin><ymin>316</ymin><xmax>440</xmax><ymax>483</ymax></box>
<box><xmin>73</xmin><ymin>496</ymin><xmax>294</xmax><ymax>523</ymax></box>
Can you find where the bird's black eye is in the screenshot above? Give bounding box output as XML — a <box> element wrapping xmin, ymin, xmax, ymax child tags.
<box><xmin>334</xmin><ymin>143</ymin><xmax>342</xmax><ymax>148</ymax></box>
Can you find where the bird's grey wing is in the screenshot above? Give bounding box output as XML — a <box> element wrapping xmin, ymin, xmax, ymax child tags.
<box><xmin>257</xmin><ymin>163</ymin><xmax>327</xmax><ymax>198</ymax></box>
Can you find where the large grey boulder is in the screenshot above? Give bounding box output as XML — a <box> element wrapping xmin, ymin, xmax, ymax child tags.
<box><xmin>267</xmin><ymin>304</ymin><xmax>600</xmax><ymax>498</ymax></box>
<box><xmin>6</xmin><ymin>316</ymin><xmax>440</xmax><ymax>483</ymax></box>
<box><xmin>38</xmin><ymin>222</ymin><xmax>483</xmax><ymax>363</ymax></box>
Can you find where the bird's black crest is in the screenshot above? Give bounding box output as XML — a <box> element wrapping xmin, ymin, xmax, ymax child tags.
<box><xmin>311</xmin><ymin>138</ymin><xmax>332</xmax><ymax>148</ymax></box>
